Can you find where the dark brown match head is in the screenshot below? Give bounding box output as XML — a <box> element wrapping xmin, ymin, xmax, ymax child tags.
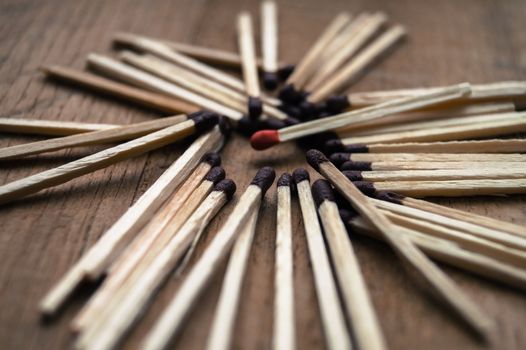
<box><xmin>375</xmin><ymin>191</ymin><xmax>405</xmax><ymax>204</ymax></box>
<box><xmin>201</xmin><ymin>153</ymin><xmax>221</xmax><ymax>167</ymax></box>
<box><xmin>299</xmin><ymin>101</ymin><xmax>318</xmax><ymax>120</ymax></box>
<box><xmin>262</xmin><ymin>118</ymin><xmax>286</xmax><ymax>130</ymax></box>
<box><xmin>326</xmin><ymin>95</ymin><xmax>351</xmax><ymax>114</ymax></box>
<box><xmin>342</xmin><ymin>143</ymin><xmax>369</xmax><ymax>153</ymax></box>
<box><xmin>192</xmin><ymin>111</ymin><xmax>219</xmax><ymax>132</ymax></box>
<box><xmin>218</xmin><ymin>116</ymin><xmax>232</xmax><ymax>136</ymax></box>
<box><xmin>237</xmin><ymin>116</ymin><xmax>259</xmax><ymax>137</ymax></box>
<box><xmin>277</xmin><ymin>172</ymin><xmax>293</xmax><ymax>187</ymax></box>
<box><xmin>277</xmin><ymin>64</ymin><xmax>295</xmax><ymax>82</ymax></box>
<box><xmin>284</xmin><ymin>117</ymin><xmax>300</xmax><ymax>126</ymax></box>
<box><xmin>311</xmin><ymin>179</ymin><xmax>336</xmax><ymax>208</ymax></box>
<box><xmin>341</xmin><ymin>161</ymin><xmax>372</xmax><ymax>171</ymax></box>
<box><xmin>329</xmin><ymin>153</ymin><xmax>350</xmax><ymax>167</ymax></box>
<box><xmin>353</xmin><ymin>181</ymin><xmax>377</xmax><ymax>197</ymax></box>
<box><xmin>292</xmin><ymin>168</ymin><xmax>310</xmax><ymax>184</ymax></box>
<box><xmin>263</xmin><ymin>72</ymin><xmax>279</xmax><ymax>91</ymax></box>
<box><xmin>279</xmin><ymin>104</ymin><xmax>302</xmax><ymax>118</ymax></box>
<box><xmin>205</xmin><ymin>166</ymin><xmax>226</xmax><ymax>184</ymax></box>
<box><xmin>305</xmin><ymin>149</ymin><xmax>329</xmax><ymax>171</ymax></box>
<box><xmin>278</xmin><ymin>84</ymin><xmax>304</xmax><ymax>104</ymax></box>
<box><xmin>248</xmin><ymin>97</ymin><xmax>263</xmax><ymax>120</ymax></box>
<box><xmin>214</xmin><ymin>179</ymin><xmax>237</xmax><ymax>200</ymax></box>
<box><xmin>324</xmin><ymin>139</ymin><xmax>344</xmax><ymax>154</ymax></box>
<box><xmin>339</xmin><ymin>208</ymin><xmax>359</xmax><ymax>229</ymax></box>
<box><xmin>250</xmin><ymin>167</ymin><xmax>276</xmax><ymax>194</ymax></box>
<box><xmin>342</xmin><ymin>170</ymin><xmax>363</xmax><ymax>181</ymax></box>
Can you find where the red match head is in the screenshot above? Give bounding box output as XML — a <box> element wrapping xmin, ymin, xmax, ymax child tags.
<box><xmin>250</xmin><ymin>129</ymin><xmax>280</xmax><ymax>150</ymax></box>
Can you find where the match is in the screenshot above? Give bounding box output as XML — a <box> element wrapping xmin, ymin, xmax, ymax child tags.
<box><xmin>0</xmin><ymin>117</ymin><xmax>117</xmax><ymax>136</ymax></box>
<box><xmin>261</xmin><ymin>1</ymin><xmax>279</xmax><ymax>90</ymax></box>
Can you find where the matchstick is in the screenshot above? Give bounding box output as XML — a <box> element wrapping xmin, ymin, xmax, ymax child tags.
<box><xmin>341</xmin><ymin>160</ymin><xmax>526</xmax><ymax>171</ymax></box>
<box><xmin>340</xmin><ymin>209</ymin><xmax>526</xmax><ymax>291</ymax></box>
<box><xmin>305</xmin><ymin>12</ymin><xmax>387</xmax><ymax>92</ymax></box>
<box><xmin>307</xmin><ymin>25</ymin><xmax>407</xmax><ymax>103</ymax></box>
<box><xmin>87</xmin><ymin>54</ymin><xmax>244</xmax><ymax>120</ymax></box>
<box><xmin>41</xmin><ymin>65</ymin><xmax>198</xmax><ymax>113</ymax></box>
<box><xmin>293</xmin><ymin>168</ymin><xmax>352</xmax><ymax>350</ymax></box>
<box><xmin>0</xmin><ymin>117</ymin><xmax>117</xmax><ymax>136</ymax></box>
<box><xmin>76</xmin><ymin>179</ymin><xmax>236</xmax><ymax>350</ymax></box>
<box><xmin>330</xmin><ymin>152</ymin><xmax>526</xmax><ymax>165</ymax></box>
<box><xmin>251</xmin><ymin>83</ymin><xmax>472</xmax><ymax>150</ymax></box>
<box><xmin>306</xmin><ymin>149</ymin><xmax>494</xmax><ymax>340</ymax></box>
<box><xmin>237</xmin><ymin>12</ymin><xmax>263</xmax><ymax>119</ymax></box>
<box><xmin>38</xmin><ymin>124</ymin><xmax>226</xmax><ymax>316</ymax></box>
<box><xmin>0</xmin><ymin>114</ymin><xmax>190</xmax><ymax>161</ymax></box>
<box><xmin>272</xmin><ymin>173</ymin><xmax>295</xmax><ymax>350</ymax></box>
<box><xmin>354</xmin><ymin>179</ymin><xmax>526</xmax><ymax>197</ymax></box>
<box><xmin>0</xmin><ymin>112</ymin><xmax>217</xmax><ymax>205</ymax></box>
<box><xmin>312</xmin><ymin>179</ymin><xmax>386</xmax><ymax>350</ymax></box>
<box><xmin>142</xmin><ymin>168</ymin><xmax>275</xmax><ymax>350</ymax></box>
<box><xmin>206</xmin><ymin>201</ymin><xmax>260</xmax><ymax>350</ymax></box>
<box><xmin>326</xmin><ymin>139</ymin><xmax>526</xmax><ymax>154</ymax></box>
<box><xmin>261</xmin><ymin>1</ymin><xmax>279</xmax><ymax>90</ymax></box>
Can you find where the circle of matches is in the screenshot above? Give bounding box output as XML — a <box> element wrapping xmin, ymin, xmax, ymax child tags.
<box><xmin>0</xmin><ymin>1</ymin><xmax>524</xmax><ymax>349</ymax></box>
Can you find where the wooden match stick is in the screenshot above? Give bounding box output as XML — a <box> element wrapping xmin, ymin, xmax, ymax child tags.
<box><xmin>306</xmin><ymin>12</ymin><xmax>388</xmax><ymax>92</ymax></box>
<box><xmin>318</xmin><ymin>12</ymin><xmax>370</xmax><ymax>61</ymax></box>
<box><xmin>306</xmin><ymin>149</ymin><xmax>495</xmax><ymax>340</ymax></box>
<box><xmin>326</xmin><ymin>139</ymin><xmax>526</xmax><ymax>154</ymax></box>
<box><xmin>251</xmin><ymin>83</ymin><xmax>471</xmax><ymax>150</ymax></box>
<box><xmin>87</xmin><ymin>54</ymin><xmax>243</xmax><ymax>120</ymax></box>
<box><xmin>38</xmin><ymin>124</ymin><xmax>226</xmax><ymax>316</ymax></box>
<box><xmin>354</xmin><ymin>179</ymin><xmax>526</xmax><ymax>197</ymax></box>
<box><xmin>72</xmin><ymin>157</ymin><xmax>223</xmax><ymax>332</ymax></box>
<box><xmin>330</xmin><ymin>152</ymin><xmax>526</xmax><ymax>165</ymax></box>
<box><xmin>237</xmin><ymin>12</ymin><xmax>263</xmax><ymax>119</ymax></box>
<box><xmin>0</xmin><ymin>112</ymin><xmax>217</xmax><ymax>205</ymax></box>
<box><xmin>293</xmin><ymin>168</ymin><xmax>352</xmax><ymax>350</ymax></box>
<box><xmin>261</xmin><ymin>1</ymin><xmax>279</xmax><ymax>90</ymax></box>
<box><xmin>41</xmin><ymin>65</ymin><xmax>198</xmax><ymax>113</ymax></box>
<box><xmin>272</xmin><ymin>173</ymin><xmax>295</xmax><ymax>350</ymax></box>
<box><xmin>0</xmin><ymin>114</ymin><xmax>191</xmax><ymax>161</ymax></box>
<box><xmin>341</xmin><ymin>209</ymin><xmax>526</xmax><ymax>291</ymax></box>
<box><xmin>206</xmin><ymin>200</ymin><xmax>260</xmax><ymax>350</ymax></box>
<box><xmin>341</xmin><ymin>160</ymin><xmax>526</xmax><ymax>171</ymax></box>
<box><xmin>142</xmin><ymin>167</ymin><xmax>275</xmax><ymax>350</ymax></box>
<box><xmin>312</xmin><ymin>179</ymin><xmax>386</xmax><ymax>350</ymax></box>
<box><xmin>77</xmin><ymin>179</ymin><xmax>236</xmax><ymax>350</ymax></box>
<box><xmin>308</xmin><ymin>25</ymin><xmax>407</xmax><ymax>103</ymax></box>
<box><xmin>0</xmin><ymin>117</ymin><xmax>117</xmax><ymax>136</ymax></box>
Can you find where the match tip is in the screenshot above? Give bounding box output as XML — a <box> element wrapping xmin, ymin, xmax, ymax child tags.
<box><xmin>277</xmin><ymin>64</ymin><xmax>295</xmax><ymax>82</ymax></box>
<box><xmin>305</xmin><ymin>149</ymin><xmax>328</xmax><ymax>171</ymax></box>
<box><xmin>192</xmin><ymin>111</ymin><xmax>219</xmax><ymax>132</ymax></box>
<box><xmin>202</xmin><ymin>153</ymin><xmax>221</xmax><ymax>167</ymax></box>
<box><xmin>278</xmin><ymin>84</ymin><xmax>304</xmax><ymax>104</ymax></box>
<box><xmin>205</xmin><ymin>166</ymin><xmax>226</xmax><ymax>184</ymax></box>
<box><xmin>311</xmin><ymin>179</ymin><xmax>336</xmax><ymax>207</ymax></box>
<box><xmin>263</xmin><ymin>72</ymin><xmax>279</xmax><ymax>91</ymax></box>
<box><xmin>237</xmin><ymin>116</ymin><xmax>259</xmax><ymax>137</ymax></box>
<box><xmin>250</xmin><ymin>129</ymin><xmax>280</xmax><ymax>150</ymax></box>
<box><xmin>341</xmin><ymin>161</ymin><xmax>372</xmax><ymax>171</ymax></box>
<box><xmin>214</xmin><ymin>179</ymin><xmax>237</xmax><ymax>200</ymax></box>
<box><xmin>329</xmin><ymin>153</ymin><xmax>349</xmax><ymax>167</ymax></box>
<box><xmin>342</xmin><ymin>170</ymin><xmax>363</xmax><ymax>181</ymax></box>
<box><xmin>324</xmin><ymin>139</ymin><xmax>344</xmax><ymax>154</ymax></box>
<box><xmin>251</xmin><ymin>167</ymin><xmax>276</xmax><ymax>194</ymax></box>
<box><xmin>342</xmin><ymin>143</ymin><xmax>369</xmax><ymax>153</ymax></box>
<box><xmin>353</xmin><ymin>181</ymin><xmax>377</xmax><ymax>197</ymax></box>
<box><xmin>218</xmin><ymin>116</ymin><xmax>232</xmax><ymax>136</ymax></box>
<box><xmin>284</xmin><ymin>117</ymin><xmax>300</xmax><ymax>126</ymax></box>
<box><xmin>375</xmin><ymin>191</ymin><xmax>404</xmax><ymax>204</ymax></box>
<box><xmin>339</xmin><ymin>208</ymin><xmax>358</xmax><ymax>223</ymax></box>
<box><xmin>292</xmin><ymin>168</ymin><xmax>310</xmax><ymax>184</ymax></box>
<box><xmin>248</xmin><ymin>97</ymin><xmax>263</xmax><ymax>120</ymax></box>
<box><xmin>277</xmin><ymin>173</ymin><xmax>293</xmax><ymax>187</ymax></box>
<box><xmin>326</xmin><ymin>95</ymin><xmax>351</xmax><ymax>113</ymax></box>
<box><xmin>262</xmin><ymin>118</ymin><xmax>286</xmax><ymax>130</ymax></box>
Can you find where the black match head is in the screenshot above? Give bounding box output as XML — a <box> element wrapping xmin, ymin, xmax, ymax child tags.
<box><xmin>305</xmin><ymin>149</ymin><xmax>329</xmax><ymax>171</ymax></box>
<box><xmin>250</xmin><ymin>167</ymin><xmax>276</xmax><ymax>194</ymax></box>
<box><xmin>292</xmin><ymin>168</ymin><xmax>310</xmax><ymax>184</ymax></box>
<box><xmin>263</xmin><ymin>72</ymin><xmax>279</xmax><ymax>91</ymax></box>
<box><xmin>353</xmin><ymin>181</ymin><xmax>377</xmax><ymax>197</ymax></box>
<box><xmin>218</xmin><ymin>116</ymin><xmax>232</xmax><ymax>137</ymax></box>
<box><xmin>278</xmin><ymin>84</ymin><xmax>304</xmax><ymax>104</ymax></box>
<box><xmin>277</xmin><ymin>64</ymin><xmax>295</xmax><ymax>82</ymax></box>
<box><xmin>311</xmin><ymin>179</ymin><xmax>336</xmax><ymax>207</ymax></box>
<box><xmin>375</xmin><ymin>191</ymin><xmax>404</xmax><ymax>204</ymax></box>
<box><xmin>298</xmin><ymin>101</ymin><xmax>318</xmax><ymax>120</ymax></box>
<box><xmin>236</xmin><ymin>116</ymin><xmax>259</xmax><ymax>137</ymax></box>
<box><xmin>339</xmin><ymin>208</ymin><xmax>359</xmax><ymax>229</ymax></box>
<box><xmin>205</xmin><ymin>166</ymin><xmax>226</xmax><ymax>184</ymax></box>
<box><xmin>261</xmin><ymin>118</ymin><xmax>286</xmax><ymax>130</ymax></box>
<box><xmin>202</xmin><ymin>153</ymin><xmax>221</xmax><ymax>167</ymax></box>
<box><xmin>214</xmin><ymin>179</ymin><xmax>237</xmax><ymax>200</ymax></box>
<box><xmin>341</xmin><ymin>143</ymin><xmax>369</xmax><ymax>153</ymax></box>
<box><xmin>248</xmin><ymin>97</ymin><xmax>263</xmax><ymax>120</ymax></box>
<box><xmin>192</xmin><ymin>111</ymin><xmax>219</xmax><ymax>132</ymax></box>
<box><xmin>326</xmin><ymin>95</ymin><xmax>351</xmax><ymax>114</ymax></box>
<box><xmin>284</xmin><ymin>117</ymin><xmax>300</xmax><ymax>126</ymax></box>
<box><xmin>277</xmin><ymin>172</ymin><xmax>293</xmax><ymax>188</ymax></box>
<box><xmin>329</xmin><ymin>153</ymin><xmax>350</xmax><ymax>167</ymax></box>
<box><xmin>187</xmin><ymin>110</ymin><xmax>207</xmax><ymax>119</ymax></box>
<box><xmin>342</xmin><ymin>170</ymin><xmax>363</xmax><ymax>181</ymax></box>
<box><xmin>324</xmin><ymin>139</ymin><xmax>344</xmax><ymax>154</ymax></box>
<box><xmin>341</xmin><ymin>161</ymin><xmax>372</xmax><ymax>171</ymax></box>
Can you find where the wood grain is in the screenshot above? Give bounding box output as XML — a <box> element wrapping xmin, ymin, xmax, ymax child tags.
<box><xmin>0</xmin><ymin>0</ymin><xmax>525</xmax><ymax>349</ymax></box>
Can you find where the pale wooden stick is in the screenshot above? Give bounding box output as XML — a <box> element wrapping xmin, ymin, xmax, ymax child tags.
<box><xmin>313</xmin><ymin>179</ymin><xmax>386</xmax><ymax>350</ymax></box>
<box><xmin>339</xmin><ymin>152</ymin><xmax>526</xmax><ymax>163</ymax></box>
<box><xmin>261</xmin><ymin>1</ymin><xmax>278</xmax><ymax>74</ymax></box>
<box><xmin>286</xmin><ymin>13</ymin><xmax>352</xmax><ymax>89</ymax></box>
<box><xmin>87</xmin><ymin>54</ymin><xmax>243</xmax><ymax>120</ymax></box>
<box><xmin>0</xmin><ymin>117</ymin><xmax>117</xmax><ymax>136</ymax></box>
<box><xmin>142</xmin><ymin>168</ymin><xmax>275</xmax><ymax>350</ymax></box>
<box><xmin>272</xmin><ymin>174</ymin><xmax>295</xmax><ymax>350</ymax></box>
<box><xmin>0</xmin><ymin>115</ymin><xmax>188</xmax><ymax>161</ymax></box>
<box><xmin>41</xmin><ymin>65</ymin><xmax>198</xmax><ymax>113</ymax></box>
<box><xmin>293</xmin><ymin>169</ymin><xmax>352</xmax><ymax>350</ymax></box>
<box><xmin>308</xmin><ymin>25</ymin><xmax>406</xmax><ymax>103</ymax></box>
<box><xmin>77</xmin><ymin>182</ymin><xmax>233</xmax><ymax>350</ymax></box>
<box><xmin>342</xmin><ymin>161</ymin><xmax>526</xmax><ymax>171</ymax></box>
<box><xmin>318</xmin><ymin>12</ymin><xmax>370</xmax><ymax>61</ymax></box>
<box><xmin>306</xmin><ymin>12</ymin><xmax>387</xmax><ymax>92</ymax></box>
<box><xmin>344</xmin><ymin>168</ymin><xmax>526</xmax><ymax>181</ymax></box>
<box><xmin>206</xmin><ymin>206</ymin><xmax>259</xmax><ymax>350</ymax></box>
<box><xmin>237</xmin><ymin>12</ymin><xmax>261</xmax><ymax>97</ymax></box>
<box><xmin>39</xmin><ymin>127</ymin><xmax>224</xmax><ymax>316</ymax></box>
<box><xmin>306</xmin><ymin>150</ymin><xmax>494</xmax><ymax>340</ymax></box>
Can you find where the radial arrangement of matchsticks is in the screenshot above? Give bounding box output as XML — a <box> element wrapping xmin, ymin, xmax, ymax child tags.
<box><xmin>0</xmin><ymin>1</ymin><xmax>523</xmax><ymax>349</ymax></box>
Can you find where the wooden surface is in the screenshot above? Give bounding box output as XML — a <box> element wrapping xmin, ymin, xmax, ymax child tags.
<box><xmin>0</xmin><ymin>0</ymin><xmax>525</xmax><ymax>349</ymax></box>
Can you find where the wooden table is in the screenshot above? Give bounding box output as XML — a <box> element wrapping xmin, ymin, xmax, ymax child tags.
<box><xmin>0</xmin><ymin>0</ymin><xmax>525</xmax><ymax>349</ymax></box>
